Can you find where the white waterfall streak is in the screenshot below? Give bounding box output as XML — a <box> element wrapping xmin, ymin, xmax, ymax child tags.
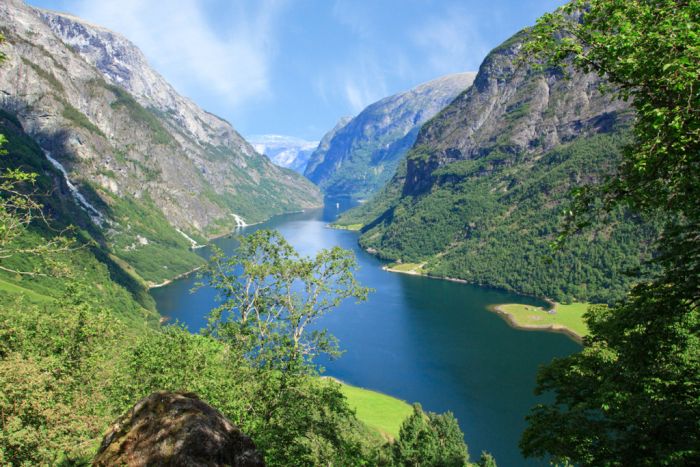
<box><xmin>44</xmin><ymin>151</ymin><xmax>106</xmax><ymax>226</ymax></box>
<box><xmin>232</xmin><ymin>213</ymin><xmax>247</xmax><ymax>228</ymax></box>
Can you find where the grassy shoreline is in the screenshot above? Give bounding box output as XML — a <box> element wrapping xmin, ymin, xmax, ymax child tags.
<box><xmin>380</xmin><ymin>258</ymin><xmax>589</xmax><ymax>343</ymax></box>
<box><xmin>323</xmin><ymin>377</ymin><xmax>412</xmax><ymax>441</ymax></box>
<box><xmin>488</xmin><ymin>302</ymin><xmax>590</xmax><ymax>343</ymax></box>
<box><xmin>328</xmin><ymin>223</ymin><xmax>363</xmax><ymax>231</ymax></box>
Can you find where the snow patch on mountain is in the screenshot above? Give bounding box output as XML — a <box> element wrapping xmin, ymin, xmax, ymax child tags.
<box><xmin>248</xmin><ymin>135</ymin><xmax>318</xmax><ymax>174</ymax></box>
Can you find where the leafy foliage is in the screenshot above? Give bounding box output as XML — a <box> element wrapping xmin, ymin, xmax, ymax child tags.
<box><xmin>202</xmin><ymin>229</ymin><xmax>370</xmax><ymax>370</ymax></box>
<box><xmin>519</xmin><ymin>2</ymin><xmax>700</xmax><ymax>465</ymax></box>
<box><xmin>390</xmin><ymin>404</ymin><xmax>469</xmax><ymax>466</ymax></box>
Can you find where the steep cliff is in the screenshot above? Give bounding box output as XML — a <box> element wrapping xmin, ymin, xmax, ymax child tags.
<box><xmin>338</xmin><ymin>30</ymin><xmax>657</xmax><ymax>303</ymax></box>
<box><xmin>303</xmin><ymin>116</ymin><xmax>351</xmax><ymax>178</ymax></box>
<box><xmin>304</xmin><ymin>73</ymin><xmax>475</xmax><ymax>199</ymax></box>
<box><xmin>0</xmin><ymin>0</ymin><xmax>321</xmax><ymax>284</ymax></box>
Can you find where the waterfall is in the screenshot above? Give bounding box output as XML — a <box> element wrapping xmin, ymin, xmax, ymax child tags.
<box><xmin>232</xmin><ymin>213</ymin><xmax>247</xmax><ymax>228</ymax></box>
<box><xmin>176</xmin><ymin>228</ymin><xmax>199</xmax><ymax>248</ymax></box>
<box><xmin>43</xmin><ymin>151</ymin><xmax>106</xmax><ymax>226</ymax></box>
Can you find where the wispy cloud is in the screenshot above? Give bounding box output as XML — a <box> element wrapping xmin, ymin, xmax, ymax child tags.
<box><xmin>66</xmin><ymin>0</ymin><xmax>286</xmax><ymax>110</ymax></box>
<box><xmin>412</xmin><ymin>6</ymin><xmax>490</xmax><ymax>74</ymax></box>
<box><xmin>326</xmin><ymin>52</ymin><xmax>389</xmax><ymax>114</ymax></box>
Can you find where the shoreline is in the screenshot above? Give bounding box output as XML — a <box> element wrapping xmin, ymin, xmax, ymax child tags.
<box><xmin>382</xmin><ymin>263</ymin><xmax>558</xmax><ymax>307</ymax></box>
<box><xmin>149</xmin><ymin>208</ymin><xmax>316</xmax><ymax>290</ymax></box>
<box><xmin>148</xmin><ymin>265</ymin><xmax>203</xmax><ymax>289</ymax></box>
<box><xmin>487</xmin><ymin>304</ymin><xmax>583</xmax><ymax>343</ymax></box>
<box><xmin>379</xmin><ymin>258</ymin><xmax>581</xmax><ymax>342</ymax></box>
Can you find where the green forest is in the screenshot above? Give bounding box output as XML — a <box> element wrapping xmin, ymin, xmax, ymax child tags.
<box><xmin>346</xmin><ymin>131</ymin><xmax>660</xmax><ymax>304</ymax></box>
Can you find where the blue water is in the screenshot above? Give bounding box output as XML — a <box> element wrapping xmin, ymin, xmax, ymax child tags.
<box><xmin>151</xmin><ymin>200</ymin><xmax>580</xmax><ymax>465</ymax></box>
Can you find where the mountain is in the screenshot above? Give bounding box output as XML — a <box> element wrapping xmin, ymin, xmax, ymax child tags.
<box><xmin>303</xmin><ymin>116</ymin><xmax>352</xmax><ymax>178</ymax></box>
<box><xmin>337</xmin><ymin>30</ymin><xmax>658</xmax><ymax>304</ymax></box>
<box><xmin>304</xmin><ymin>73</ymin><xmax>475</xmax><ymax>199</ymax></box>
<box><xmin>0</xmin><ymin>0</ymin><xmax>322</xmax><ymax>285</ymax></box>
<box><xmin>248</xmin><ymin>135</ymin><xmax>318</xmax><ymax>174</ymax></box>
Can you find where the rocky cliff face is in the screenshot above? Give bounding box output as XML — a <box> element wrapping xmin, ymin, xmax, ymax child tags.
<box><xmin>0</xmin><ymin>0</ymin><xmax>321</xmax><ymax>283</ymax></box>
<box><xmin>304</xmin><ymin>73</ymin><xmax>475</xmax><ymax>199</ymax></box>
<box><xmin>248</xmin><ymin>134</ymin><xmax>318</xmax><ymax>174</ymax></box>
<box><xmin>402</xmin><ymin>32</ymin><xmax>626</xmax><ymax>196</ymax></box>
<box><xmin>338</xmin><ymin>29</ymin><xmax>655</xmax><ymax>303</ymax></box>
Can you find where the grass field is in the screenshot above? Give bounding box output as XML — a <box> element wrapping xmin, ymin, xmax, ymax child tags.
<box><xmin>493</xmin><ymin>302</ymin><xmax>591</xmax><ymax>340</ymax></box>
<box><xmin>0</xmin><ymin>278</ymin><xmax>53</xmax><ymax>303</ymax></box>
<box><xmin>386</xmin><ymin>262</ymin><xmax>424</xmax><ymax>274</ymax></box>
<box><xmin>338</xmin><ymin>382</ymin><xmax>413</xmax><ymax>440</ymax></box>
<box><xmin>331</xmin><ymin>223</ymin><xmax>364</xmax><ymax>231</ymax></box>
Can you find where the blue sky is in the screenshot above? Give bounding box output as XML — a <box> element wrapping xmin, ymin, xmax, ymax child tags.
<box><xmin>28</xmin><ymin>0</ymin><xmax>564</xmax><ymax>140</ymax></box>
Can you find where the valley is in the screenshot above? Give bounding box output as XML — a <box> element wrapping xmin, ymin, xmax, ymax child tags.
<box><xmin>150</xmin><ymin>202</ymin><xmax>580</xmax><ymax>466</ymax></box>
<box><xmin>1</xmin><ymin>0</ymin><xmax>697</xmax><ymax>465</ymax></box>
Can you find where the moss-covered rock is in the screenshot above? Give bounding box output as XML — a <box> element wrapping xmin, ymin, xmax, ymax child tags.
<box><xmin>94</xmin><ymin>391</ymin><xmax>264</xmax><ymax>466</ymax></box>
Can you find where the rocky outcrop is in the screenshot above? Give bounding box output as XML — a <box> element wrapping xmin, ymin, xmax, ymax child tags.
<box><xmin>402</xmin><ymin>32</ymin><xmax>628</xmax><ymax>196</ymax></box>
<box><xmin>94</xmin><ymin>392</ymin><xmax>264</xmax><ymax>467</ymax></box>
<box><xmin>304</xmin><ymin>73</ymin><xmax>475</xmax><ymax>199</ymax></box>
<box><xmin>303</xmin><ymin>116</ymin><xmax>351</xmax><ymax>178</ymax></box>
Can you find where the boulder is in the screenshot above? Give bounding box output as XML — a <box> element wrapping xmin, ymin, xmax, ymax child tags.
<box><xmin>94</xmin><ymin>391</ymin><xmax>263</xmax><ymax>466</ymax></box>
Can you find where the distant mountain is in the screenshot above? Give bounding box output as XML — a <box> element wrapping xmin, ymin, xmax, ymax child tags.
<box><xmin>337</xmin><ymin>30</ymin><xmax>658</xmax><ymax>304</ymax></box>
<box><xmin>304</xmin><ymin>73</ymin><xmax>475</xmax><ymax>199</ymax></box>
<box><xmin>0</xmin><ymin>0</ymin><xmax>322</xmax><ymax>285</ymax></box>
<box><xmin>248</xmin><ymin>135</ymin><xmax>318</xmax><ymax>174</ymax></box>
<box><xmin>303</xmin><ymin>116</ymin><xmax>352</xmax><ymax>178</ymax></box>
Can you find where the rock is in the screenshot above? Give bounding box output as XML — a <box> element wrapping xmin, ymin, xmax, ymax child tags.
<box><xmin>94</xmin><ymin>391</ymin><xmax>264</xmax><ymax>467</ymax></box>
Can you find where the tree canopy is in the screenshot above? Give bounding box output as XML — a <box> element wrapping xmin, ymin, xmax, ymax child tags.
<box><xmin>520</xmin><ymin>1</ymin><xmax>700</xmax><ymax>465</ymax></box>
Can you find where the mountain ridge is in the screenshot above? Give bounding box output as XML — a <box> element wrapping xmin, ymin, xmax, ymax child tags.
<box><xmin>0</xmin><ymin>0</ymin><xmax>322</xmax><ymax>285</ymax></box>
<box><xmin>337</xmin><ymin>28</ymin><xmax>657</xmax><ymax>303</ymax></box>
<box><xmin>304</xmin><ymin>73</ymin><xmax>476</xmax><ymax>199</ymax></box>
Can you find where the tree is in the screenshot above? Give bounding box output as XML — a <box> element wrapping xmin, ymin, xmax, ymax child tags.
<box><xmin>202</xmin><ymin>229</ymin><xmax>370</xmax><ymax>372</ymax></box>
<box><xmin>520</xmin><ymin>1</ymin><xmax>700</xmax><ymax>465</ymax></box>
<box><xmin>476</xmin><ymin>451</ymin><xmax>497</xmax><ymax>467</ymax></box>
<box><xmin>392</xmin><ymin>403</ymin><xmax>469</xmax><ymax>466</ymax></box>
<box><xmin>199</xmin><ymin>229</ymin><xmax>372</xmax><ymax>465</ymax></box>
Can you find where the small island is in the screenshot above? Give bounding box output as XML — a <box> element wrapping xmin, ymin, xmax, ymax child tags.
<box><xmin>489</xmin><ymin>302</ymin><xmax>591</xmax><ymax>343</ymax></box>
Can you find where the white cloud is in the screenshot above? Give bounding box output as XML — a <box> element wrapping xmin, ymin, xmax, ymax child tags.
<box><xmin>342</xmin><ymin>53</ymin><xmax>389</xmax><ymax>113</ymax></box>
<box><xmin>412</xmin><ymin>6</ymin><xmax>490</xmax><ymax>74</ymax></box>
<box><xmin>313</xmin><ymin>51</ymin><xmax>388</xmax><ymax>114</ymax></box>
<box><xmin>67</xmin><ymin>0</ymin><xmax>286</xmax><ymax>110</ymax></box>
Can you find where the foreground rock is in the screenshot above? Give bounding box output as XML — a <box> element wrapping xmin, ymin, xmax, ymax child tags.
<box><xmin>94</xmin><ymin>391</ymin><xmax>264</xmax><ymax>466</ymax></box>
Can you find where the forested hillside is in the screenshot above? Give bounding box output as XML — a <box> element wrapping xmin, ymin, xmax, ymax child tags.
<box><xmin>338</xmin><ymin>29</ymin><xmax>658</xmax><ymax>304</ymax></box>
